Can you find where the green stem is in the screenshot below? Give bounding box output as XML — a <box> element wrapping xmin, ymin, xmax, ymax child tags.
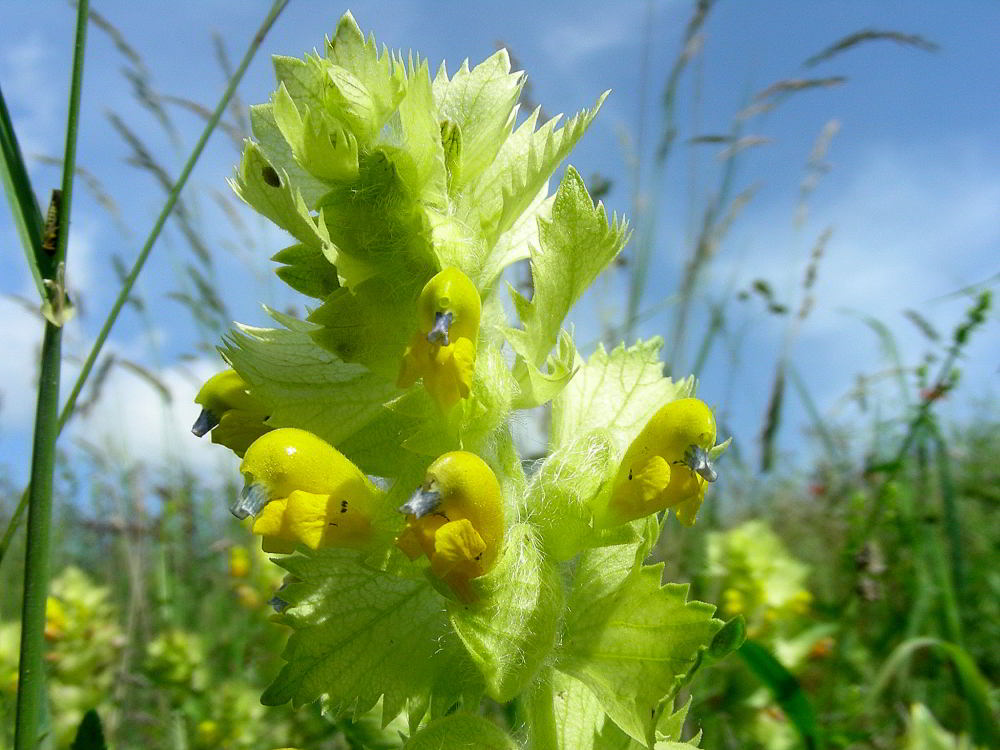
<box><xmin>13</xmin><ymin>324</ymin><xmax>63</xmax><ymax>750</ymax></box>
<box><xmin>55</xmin><ymin>0</ymin><xmax>288</xmax><ymax>435</ymax></box>
<box><xmin>14</xmin><ymin>0</ymin><xmax>89</xmax><ymax>743</ymax></box>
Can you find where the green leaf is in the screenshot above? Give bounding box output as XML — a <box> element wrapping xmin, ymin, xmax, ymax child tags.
<box><xmin>593</xmin><ymin>696</ymin><xmax>701</xmax><ymax>750</ymax></box>
<box><xmin>263</xmin><ymin>548</ymin><xmax>482</xmax><ymax>725</ymax></box>
<box><xmin>249</xmin><ymin>103</ymin><xmax>331</xmax><ymax>208</ymax></box>
<box><xmin>506</xmin><ymin>167</ymin><xmax>627</xmax><ymax>368</ymax></box>
<box><xmin>478</xmin><ymin>185</ymin><xmax>553</xmax><ymax>291</ymax></box>
<box><xmin>0</xmin><ymin>82</ymin><xmax>46</xmax><ymax>300</ymax></box>
<box><xmin>325</xmin><ymin>64</ymin><xmax>379</xmax><ymax>142</ymax></box>
<box><xmin>396</xmin><ymin>59</ymin><xmax>448</xmax><ymax>207</ymax></box>
<box><xmin>551</xmin><ymin>338</ymin><xmax>693</xmax><ymax>454</ymax></box>
<box><xmin>510</xmin><ymin>327</ymin><xmax>578</xmax><ymax>409</ymax></box>
<box><xmin>272</xmin><ymin>83</ymin><xmax>359</xmax><ymax>182</ymax></box>
<box><xmin>221</xmin><ymin>312</ymin><xmax>399</xmax><ymax>457</ymax></box>
<box><xmin>271</xmin><ymin>243</ymin><xmax>340</xmax><ymax>299</ymax></box>
<box><xmin>403</xmin><ymin>712</ymin><xmax>518</xmax><ymax>750</ymax></box>
<box><xmin>70</xmin><ymin>709</ymin><xmax>107</xmax><ymax>750</ymax></box>
<box><xmin>273</xmin><ymin>53</ymin><xmax>329</xmax><ymax>112</ymax></box>
<box><xmin>309</xmin><ymin>273</ymin><xmax>424</xmax><ymax>379</ymax></box>
<box><xmin>448</xmin><ymin>523</ymin><xmax>563</xmax><ymax>701</ymax></box>
<box><xmin>229</xmin><ymin>141</ymin><xmax>330</xmax><ymax>248</ymax></box>
<box><xmin>466</xmin><ymin>92</ymin><xmax>608</xmax><ymax>245</ymax></box>
<box><xmin>313</xmin><ymin>150</ymin><xmax>436</xmax><ymax>292</ymax></box>
<box><xmin>738</xmin><ymin>640</ymin><xmax>822</xmax><ymax>750</ymax></box>
<box><xmin>560</xmin><ymin>559</ymin><xmax>722</xmax><ymax>745</ymax></box>
<box><xmin>433</xmin><ymin>50</ymin><xmax>523</xmax><ymax>192</ymax></box>
<box><xmin>325</xmin><ymin>11</ymin><xmax>405</xmax><ymax>134</ymax></box>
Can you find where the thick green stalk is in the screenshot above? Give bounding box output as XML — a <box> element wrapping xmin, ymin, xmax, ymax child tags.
<box><xmin>13</xmin><ymin>325</ymin><xmax>63</xmax><ymax>750</ymax></box>
<box><xmin>14</xmin><ymin>0</ymin><xmax>89</xmax><ymax>744</ymax></box>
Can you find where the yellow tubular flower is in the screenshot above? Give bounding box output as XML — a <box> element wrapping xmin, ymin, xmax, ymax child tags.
<box><xmin>397</xmin><ymin>268</ymin><xmax>481</xmax><ymax>409</ymax></box>
<box><xmin>192</xmin><ymin>369</ymin><xmax>271</xmax><ymax>457</ymax></box>
<box><xmin>236</xmin><ymin>428</ymin><xmax>382</xmax><ymax>554</ymax></box>
<box><xmin>396</xmin><ymin>451</ymin><xmax>504</xmax><ymax>603</ymax></box>
<box><xmin>596</xmin><ymin>397</ymin><xmax>719</xmax><ymax>528</ymax></box>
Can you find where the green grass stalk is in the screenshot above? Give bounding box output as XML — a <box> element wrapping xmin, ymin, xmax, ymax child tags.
<box><xmin>13</xmin><ymin>1</ymin><xmax>89</xmax><ymax>745</ymax></box>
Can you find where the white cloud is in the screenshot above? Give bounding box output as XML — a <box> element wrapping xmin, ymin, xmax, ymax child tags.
<box><xmin>541</xmin><ymin>5</ymin><xmax>641</xmax><ymax>71</ymax></box>
<box><xmin>1</xmin><ymin>34</ymin><xmax>59</xmax><ymax>160</ymax></box>
<box><xmin>713</xmin><ymin>142</ymin><xmax>1000</xmax><ymax>342</ymax></box>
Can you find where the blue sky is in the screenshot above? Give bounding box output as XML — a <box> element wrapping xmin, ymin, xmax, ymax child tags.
<box><xmin>1</xmin><ymin>1</ymin><xmax>997</xmax><ymax>491</ymax></box>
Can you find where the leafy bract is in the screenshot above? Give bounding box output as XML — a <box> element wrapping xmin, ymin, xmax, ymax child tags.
<box><xmin>433</xmin><ymin>50</ymin><xmax>523</xmax><ymax>194</ymax></box>
<box><xmin>271</xmin><ymin>243</ymin><xmax>339</xmax><ymax>299</ymax></box>
<box><xmin>263</xmin><ymin>549</ymin><xmax>482</xmax><ymax>724</ymax></box>
<box><xmin>551</xmin><ymin>338</ymin><xmax>694</xmax><ymax>453</ymax></box>
<box><xmin>229</xmin><ymin>141</ymin><xmax>330</xmax><ymax>249</ymax></box>
<box><xmin>506</xmin><ymin>167</ymin><xmax>628</xmax><ymax>369</ymax></box>
<box><xmin>403</xmin><ymin>713</ymin><xmax>518</xmax><ymax>750</ymax></box>
<box><xmin>522</xmin><ymin>430</ymin><xmax>619</xmax><ymax>561</ymax></box>
<box><xmin>559</xmin><ymin>543</ymin><xmax>722</xmax><ymax>745</ymax></box>
<box><xmin>249</xmin><ymin>104</ymin><xmax>331</xmax><ymax>208</ymax></box>
<box><xmin>448</xmin><ymin>523</ymin><xmax>563</xmax><ymax>702</ymax></box>
<box><xmin>325</xmin><ymin>11</ymin><xmax>405</xmax><ymax>133</ymax></box>
<box><xmin>221</xmin><ymin>313</ymin><xmax>398</xmax><ymax>454</ymax></box>
<box><xmin>465</xmin><ymin>93</ymin><xmax>608</xmax><ymax>246</ymax></box>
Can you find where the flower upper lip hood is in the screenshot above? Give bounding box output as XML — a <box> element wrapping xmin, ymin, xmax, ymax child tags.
<box><xmin>237</xmin><ymin>427</ymin><xmax>382</xmax><ymax>553</ymax></box>
<box><xmin>596</xmin><ymin>397</ymin><xmax>720</xmax><ymax>528</ymax></box>
<box><xmin>398</xmin><ymin>268</ymin><xmax>482</xmax><ymax>409</ymax></box>
<box><xmin>396</xmin><ymin>450</ymin><xmax>504</xmax><ymax>603</ymax></box>
<box><xmin>192</xmin><ymin>368</ymin><xmax>271</xmax><ymax>457</ymax></box>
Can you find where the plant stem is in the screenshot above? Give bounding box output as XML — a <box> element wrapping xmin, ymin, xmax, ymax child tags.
<box><xmin>13</xmin><ymin>0</ymin><xmax>89</xmax><ymax>743</ymax></box>
<box><xmin>12</xmin><ymin>325</ymin><xmax>63</xmax><ymax>750</ymax></box>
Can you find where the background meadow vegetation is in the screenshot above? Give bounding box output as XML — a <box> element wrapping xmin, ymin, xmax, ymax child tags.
<box><xmin>1</xmin><ymin>1</ymin><xmax>997</xmax><ymax>748</ymax></box>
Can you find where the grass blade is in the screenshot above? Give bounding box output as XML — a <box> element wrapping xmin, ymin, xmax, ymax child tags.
<box><xmin>870</xmin><ymin>637</ymin><xmax>998</xmax><ymax>747</ymax></box>
<box><xmin>804</xmin><ymin>29</ymin><xmax>938</xmax><ymax>67</ymax></box>
<box><xmin>0</xmin><ymin>83</ymin><xmax>45</xmax><ymax>300</ymax></box>
<box><xmin>739</xmin><ymin>639</ymin><xmax>823</xmax><ymax>750</ymax></box>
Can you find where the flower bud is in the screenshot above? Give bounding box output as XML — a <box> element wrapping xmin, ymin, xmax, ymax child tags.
<box><xmin>595</xmin><ymin>397</ymin><xmax>719</xmax><ymax>528</ymax></box>
<box><xmin>396</xmin><ymin>451</ymin><xmax>504</xmax><ymax>603</ymax></box>
<box><xmin>397</xmin><ymin>268</ymin><xmax>481</xmax><ymax>409</ymax></box>
<box><xmin>192</xmin><ymin>369</ymin><xmax>271</xmax><ymax>457</ymax></box>
<box><xmin>238</xmin><ymin>428</ymin><xmax>381</xmax><ymax>553</ymax></box>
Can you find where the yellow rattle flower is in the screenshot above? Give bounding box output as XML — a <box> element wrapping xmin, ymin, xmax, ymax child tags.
<box><xmin>236</xmin><ymin>427</ymin><xmax>382</xmax><ymax>554</ymax></box>
<box><xmin>192</xmin><ymin>368</ymin><xmax>271</xmax><ymax>457</ymax></box>
<box><xmin>397</xmin><ymin>268</ymin><xmax>481</xmax><ymax>409</ymax></box>
<box><xmin>595</xmin><ymin>397</ymin><xmax>719</xmax><ymax>528</ymax></box>
<box><xmin>396</xmin><ymin>451</ymin><xmax>504</xmax><ymax>603</ymax></box>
